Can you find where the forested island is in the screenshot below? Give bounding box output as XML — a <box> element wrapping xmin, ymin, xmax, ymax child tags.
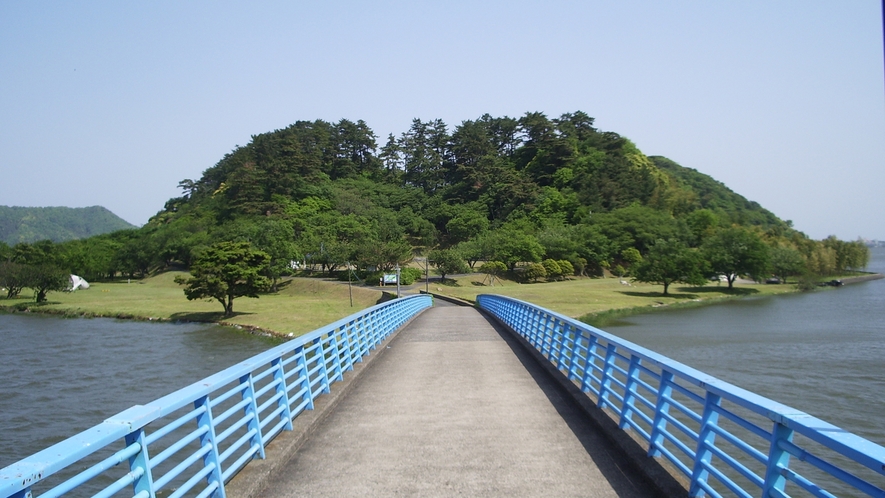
<box><xmin>0</xmin><ymin>111</ymin><xmax>869</xmax><ymax>310</ymax></box>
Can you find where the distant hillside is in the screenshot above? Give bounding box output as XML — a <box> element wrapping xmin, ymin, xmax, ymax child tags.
<box><xmin>0</xmin><ymin>206</ymin><xmax>135</xmax><ymax>244</ymax></box>
<box><xmin>649</xmin><ymin>156</ymin><xmax>782</xmax><ymax>227</ymax></box>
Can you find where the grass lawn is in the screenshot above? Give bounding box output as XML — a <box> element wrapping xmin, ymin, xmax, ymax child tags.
<box><xmin>428</xmin><ymin>274</ymin><xmax>798</xmax><ymax>326</ymax></box>
<box><xmin>1</xmin><ymin>270</ymin><xmax>816</xmax><ymax>336</ymax></box>
<box><xmin>0</xmin><ymin>272</ymin><xmax>385</xmax><ymax>338</ymax></box>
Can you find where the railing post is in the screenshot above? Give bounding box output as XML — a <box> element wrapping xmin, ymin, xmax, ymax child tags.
<box><xmin>598</xmin><ymin>343</ymin><xmax>618</xmax><ymax>410</ymax></box>
<box><xmin>295</xmin><ymin>345</ymin><xmax>314</xmax><ymax>411</ymax></box>
<box><xmin>619</xmin><ymin>354</ymin><xmax>642</xmax><ymax>430</ymax></box>
<box><xmin>124</xmin><ymin>428</ymin><xmax>156</xmax><ymax>498</ymax></box>
<box><xmin>328</xmin><ymin>331</ymin><xmax>344</xmax><ymax>383</ymax></box>
<box><xmin>356</xmin><ymin>316</ymin><xmax>368</xmax><ymax>358</ymax></box>
<box><xmin>562</xmin><ymin>324</ymin><xmax>578</xmax><ymax>380</ymax></box>
<box><xmin>648</xmin><ymin>370</ymin><xmax>674</xmax><ymax>458</ymax></box>
<box><xmin>690</xmin><ymin>392</ymin><xmax>721</xmax><ymax>497</ymax></box>
<box><xmin>271</xmin><ymin>358</ymin><xmax>294</xmax><ymax>431</ymax></box>
<box><xmin>239</xmin><ymin>373</ymin><xmax>266</xmax><ymax>459</ymax></box>
<box><xmin>341</xmin><ymin>322</ymin><xmax>356</xmax><ymax>370</ymax></box>
<box><xmin>315</xmin><ymin>337</ymin><xmax>331</xmax><ymax>394</ymax></box>
<box><xmin>762</xmin><ymin>420</ymin><xmax>794</xmax><ymax>498</ymax></box>
<box><xmin>194</xmin><ymin>395</ymin><xmax>226</xmax><ymax>498</ymax></box>
<box><xmin>580</xmin><ymin>335</ymin><xmax>600</xmax><ymax>395</ymax></box>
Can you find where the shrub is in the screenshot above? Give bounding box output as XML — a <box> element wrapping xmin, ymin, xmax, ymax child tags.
<box><xmin>522</xmin><ymin>262</ymin><xmax>547</xmax><ymax>282</ymax></box>
<box><xmin>542</xmin><ymin>259</ymin><xmax>562</xmax><ymax>280</ymax></box>
<box><xmin>557</xmin><ymin>260</ymin><xmax>575</xmax><ymax>278</ymax></box>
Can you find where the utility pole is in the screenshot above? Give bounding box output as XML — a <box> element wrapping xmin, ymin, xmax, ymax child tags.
<box><xmin>347</xmin><ymin>261</ymin><xmax>353</xmax><ymax>307</ymax></box>
<box><xmin>395</xmin><ymin>263</ymin><xmax>401</xmax><ymax>298</ymax></box>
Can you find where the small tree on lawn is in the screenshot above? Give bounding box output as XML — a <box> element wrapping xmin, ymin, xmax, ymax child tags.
<box><xmin>769</xmin><ymin>246</ymin><xmax>805</xmax><ymax>284</ymax></box>
<box><xmin>175</xmin><ymin>241</ymin><xmax>271</xmax><ymax>317</ymax></box>
<box><xmin>27</xmin><ymin>264</ymin><xmax>70</xmax><ymax>302</ymax></box>
<box><xmin>429</xmin><ymin>248</ymin><xmax>468</xmax><ymax>282</ymax></box>
<box><xmin>478</xmin><ymin>261</ymin><xmax>507</xmax><ymax>286</ymax></box>
<box><xmin>633</xmin><ymin>239</ymin><xmax>707</xmax><ymax>295</ymax></box>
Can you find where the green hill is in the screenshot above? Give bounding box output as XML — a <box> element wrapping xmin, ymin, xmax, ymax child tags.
<box><xmin>136</xmin><ymin>112</ymin><xmax>796</xmax><ymax>275</ymax></box>
<box><xmin>0</xmin><ymin>206</ymin><xmax>135</xmax><ymax>245</ymax></box>
<box><xmin>2</xmin><ymin>112</ymin><xmax>863</xmax><ymax>286</ymax></box>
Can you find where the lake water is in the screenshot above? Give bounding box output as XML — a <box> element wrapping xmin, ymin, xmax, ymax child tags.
<box><xmin>605</xmin><ymin>246</ymin><xmax>885</xmax><ymax>448</ymax></box>
<box><xmin>0</xmin><ymin>315</ymin><xmax>276</xmax><ymax>469</ymax></box>
<box><xmin>2</xmin><ymin>249</ymin><xmax>883</xmax><ymax>488</ymax></box>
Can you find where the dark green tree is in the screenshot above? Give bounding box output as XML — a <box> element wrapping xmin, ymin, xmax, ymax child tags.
<box><xmin>633</xmin><ymin>239</ymin><xmax>707</xmax><ymax>295</ymax></box>
<box><xmin>0</xmin><ymin>261</ymin><xmax>28</xmax><ymax>298</ymax></box>
<box><xmin>478</xmin><ymin>261</ymin><xmax>507</xmax><ymax>286</ymax></box>
<box><xmin>429</xmin><ymin>248</ymin><xmax>468</xmax><ymax>281</ymax></box>
<box><xmin>174</xmin><ymin>241</ymin><xmax>271</xmax><ymax>316</ymax></box>
<box><xmin>702</xmin><ymin>227</ymin><xmax>770</xmax><ymax>289</ymax></box>
<box><xmin>27</xmin><ymin>264</ymin><xmax>71</xmax><ymax>302</ymax></box>
<box><xmin>769</xmin><ymin>246</ymin><xmax>805</xmax><ymax>284</ymax></box>
<box><xmin>486</xmin><ymin>229</ymin><xmax>544</xmax><ymax>271</ymax></box>
<box><xmin>215</xmin><ymin>218</ymin><xmax>297</xmax><ymax>291</ymax></box>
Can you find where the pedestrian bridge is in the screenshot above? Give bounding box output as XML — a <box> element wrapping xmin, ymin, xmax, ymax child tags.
<box><xmin>2</xmin><ymin>295</ymin><xmax>884</xmax><ymax>498</ymax></box>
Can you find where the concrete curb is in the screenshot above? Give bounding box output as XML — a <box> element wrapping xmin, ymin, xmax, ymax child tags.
<box><xmin>475</xmin><ymin>306</ymin><xmax>689</xmax><ymax>498</ymax></box>
<box><xmin>223</xmin><ymin>309</ymin><xmax>428</xmax><ymax>498</ymax></box>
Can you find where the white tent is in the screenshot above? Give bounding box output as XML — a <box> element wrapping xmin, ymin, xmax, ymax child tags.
<box><xmin>70</xmin><ymin>274</ymin><xmax>90</xmax><ymax>291</ymax></box>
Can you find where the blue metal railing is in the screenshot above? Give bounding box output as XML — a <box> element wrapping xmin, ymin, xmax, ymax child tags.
<box><xmin>0</xmin><ymin>294</ymin><xmax>431</xmax><ymax>498</ymax></box>
<box><xmin>477</xmin><ymin>294</ymin><xmax>885</xmax><ymax>498</ymax></box>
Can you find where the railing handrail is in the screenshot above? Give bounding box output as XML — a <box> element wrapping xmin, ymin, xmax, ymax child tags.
<box><xmin>477</xmin><ymin>294</ymin><xmax>885</xmax><ymax>497</ymax></box>
<box><xmin>1</xmin><ymin>294</ymin><xmax>432</xmax><ymax>498</ymax></box>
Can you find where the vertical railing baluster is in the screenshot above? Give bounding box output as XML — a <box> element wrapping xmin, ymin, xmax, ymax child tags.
<box><xmin>271</xmin><ymin>358</ymin><xmax>293</xmax><ymax>431</ymax></box>
<box><xmin>295</xmin><ymin>345</ymin><xmax>314</xmax><ymax>411</ymax></box>
<box><xmin>315</xmin><ymin>337</ymin><xmax>331</xmax><ymax>394</ymax></box>
<box><xmin>762</xmin><ymin>420</ymin><xmax>794</xmax><ymax>498</ymax></box>
<box><xmin>329</xmin><ymin>330</ymin><xmax>344</xmax><ymax>383</ymax></box>
<box><xmin>690</xmin><ymin>392</ymin><xmax>721</xmax><ymax>497</ymax></box>
<box><xmin>342</xmin><ymin>322</ymin><xmax>356</xmax><ymax>370</ymax></box>
<box><xmin>124</xmin><ymin>428</ymin><xmax>156</xmax><ymax>498</ymax></box>
<box><xmin>648</xmin><ymin>370</ymin><xmax>674</xmax><ymax>458</ymax></box>
<box><xmin>370</xmin><ymin>310</ymin><xmax>381</xmax><ymax>350</ymax></box>
<box><xmin>598</xmin><ymin>343</ymin><xmax>618</xmax><ymax>410</ymax></box>
<box><xmin>194</xmin><ymin>395</ymin><xmax>226</xmax><ymax>498</ymax></box>
<box><xmin>537</xmin><ymin>311</ymin><xmax>548</xmax><ymax>352</ymax></box>
<box><xmin>563</xmin><ymin>325</ymin><xmax>578</xmax><ymax>380</ymax></box>
<box><xmin>553</xmin><ymin>319</ymin><xmax>567</xmax><ymax>371</ymax></box>
<box><xmin>581</xmin><ymin>335</ymin><xmax>600</xmax><ymax>395</ymax></box>
<box><xmin>239</xmin><ymin>373</ymin><xmax>266</xmax><ymax>459</ymax></box>
<box><xmin>619</xmin><ymin>355</ymin><xmax>642</xmax><ymax>431</ymax></box>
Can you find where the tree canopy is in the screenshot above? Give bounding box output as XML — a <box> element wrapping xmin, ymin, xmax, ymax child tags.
<box><xmin>3</xmin><ymin>111</ymin><xmax>866</xmax><ymax>296</ymax></box>
<box><xmin>174</xmin><ymin>241</ymin><xmax>271</xmax><ymax>316</ymax></box>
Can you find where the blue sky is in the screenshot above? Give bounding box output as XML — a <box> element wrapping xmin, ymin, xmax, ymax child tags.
<box><xmin>1</xmin><ymin>1</ymin><xmax>883</xmax><ymax>240</ymax></box>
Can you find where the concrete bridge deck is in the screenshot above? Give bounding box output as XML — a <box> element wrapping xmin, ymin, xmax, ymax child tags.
<box><xmin>248</xmin><ymin>304</ymin><xmax>662</xmax><ymax>497</ymax></box>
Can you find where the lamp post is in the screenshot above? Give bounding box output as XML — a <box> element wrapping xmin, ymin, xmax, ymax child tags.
<box><xmin>415</xmin><ymin>257</ymin><xmax>430</xmax><ymax>294</ymax></box>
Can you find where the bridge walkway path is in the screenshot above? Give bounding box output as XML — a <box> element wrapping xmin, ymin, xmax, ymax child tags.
<box><xmin>256</xmin><ymin>303</ymin><xmax>659</xmax><ymax>497</ymax></box>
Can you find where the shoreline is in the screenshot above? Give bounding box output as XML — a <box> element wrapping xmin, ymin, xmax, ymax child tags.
<box><xmin>578</xmin><ymin>272</ymin><xmax>884</xmax><ymax>327</ymax></box>
<box><xmin>838</xmin><ymin>273</ymin><xmax>884</xmax><ymax>284</ymax></box>
<box><xmin>2</xmin><ymin>272</ymin><xmax>881</xmax><ymax>336</ymax></box>
<box><xmin>0</xmin><ymin>304</ymin><xmax>290</xmax><ymax>340</ymax></box>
